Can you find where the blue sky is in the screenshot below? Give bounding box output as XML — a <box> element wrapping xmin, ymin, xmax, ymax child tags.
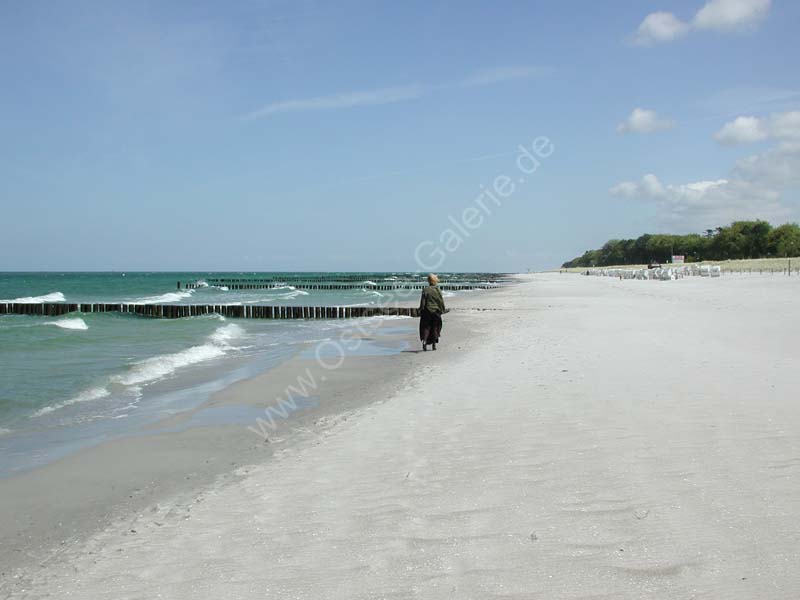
<box><xmin>1</xmin><ymin>0</ymin><xmax>798</xmax><ymax>271</ymax></box>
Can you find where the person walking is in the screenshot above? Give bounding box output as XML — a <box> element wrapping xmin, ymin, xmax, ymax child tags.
<box><xmin>419</xmin><ymin>273</ymin><xmax>446</xmax><ymax>351</ymax></box>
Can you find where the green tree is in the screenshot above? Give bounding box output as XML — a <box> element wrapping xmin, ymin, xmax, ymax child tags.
<box><xmin>730</xmin><ymin>220</ymin><xmax>772</xmax><ymax>258</ymax></box>
<box><xmin>561</xmin><ymin>220</ymin><xmax>798</xmax><ymax>268</ymax></box>
<box><xmin>767</xmin><ymin>223</ymin><xmax>800</xmax><ymax>257</ymax></box>
<box><xmin>645</xmin><ymin>235</ymin><xmax>673</xmax><ymax>263</ymax></box>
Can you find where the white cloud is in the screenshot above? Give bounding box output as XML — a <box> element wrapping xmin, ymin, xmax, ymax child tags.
<box><xmin>461</xmin><ymin>65</ymin><xmax>549</xmax><ymax>87</ymax></box>
<box><xmin>693</xmin><ymin>0</ymin><xmax>771</xmax><ymax>31</ymax></box>
<box><xmin>610</xmin><ymin>174</ymin><xmax>730</xmax><ymax>206</ymax></box>
<box><xmin>714</xmin><ymin>116</ymin><xmax>769</xmax><ymax>144</ymax></box>
<box><xmin>631</xmin><ymin>0</ymin><xmax>771</xmax><ymax>45</ymax></box>
<box><xmin>714</xmin><ymin>111</ymin><xmax>800</xmax><ymax>144</ymax></box>
<box><xmin>633</xmin><ymin>12</ymin><xmax>690</xmax><ymax>46</ymax></box>
<box><xmin>245</xmin><ymin>85</ymin><xmax>423</xmax><ymax>119</ymax></box>
<box><xmin>617</xmin><ymin>108</ymin><xmax>676</xmax><ymax>134</ymax></box>
<box><xmin>610</xmin><ymin>173</ymin><xmax>788</xmax><ymax>227</ymax></box>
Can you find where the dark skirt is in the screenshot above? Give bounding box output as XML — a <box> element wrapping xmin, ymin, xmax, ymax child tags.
<box><xmin>419</xmin><ymin>310</ymin><xmax>443</xmax><ymax>344</ymax></box>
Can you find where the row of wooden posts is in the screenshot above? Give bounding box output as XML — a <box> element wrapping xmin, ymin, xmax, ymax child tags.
<box><xmin>201</xmin><ymin>274</ymin><xmax>508</xmax><ymax>284</ymax></box>
<box><xmin>0</xmin><ymin>302</ymin><xmax>421</xmax><ymax>320</ymax></box>
<box><xmin>723</xmin><ymin>268</ymin><xmax>797</xmax><ymax>275</ymax></box>
<box><xmin>181</xmin><ymin>282</ymin><xmax>497</xmax><ymax>291</ymax></box>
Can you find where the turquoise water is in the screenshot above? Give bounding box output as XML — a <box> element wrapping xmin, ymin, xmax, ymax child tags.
<box><xmin>0</xmin><ymin>272</ymin><xmax>480</xmax><ymax>476</ymax></box>
<box><xmin>0</xmin><ymin>271</ymin><xmax>426</xmax><ymax>306</ymax></box>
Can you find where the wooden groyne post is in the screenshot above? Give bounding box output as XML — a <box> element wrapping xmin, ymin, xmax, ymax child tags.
<box><xmin>181</xmin><ymin>282</ymin><xmax>498</xmax><ymax>291</ymax></box>
<box><xmin>0</xmin><ymin>303</ymin><xmax>420</xmax><ymax>320</ymax></box>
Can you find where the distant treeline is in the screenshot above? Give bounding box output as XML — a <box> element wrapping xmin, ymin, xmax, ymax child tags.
<box><xmin>562</xmin><ymin>220</ymin><xmax>800</xmax><ymax>268</ymax></box>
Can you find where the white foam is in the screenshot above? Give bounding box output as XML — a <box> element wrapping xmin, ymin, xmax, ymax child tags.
<box><xmin>31</xmin><ymin>386</ymin><xmax>111</xmax><ymax>418</ymax></box>
<box><xmin>244</xmin><ymin>290</ymin><xmax>310</xmax><ymax>302</ymax></box>
<box><xmin>362</xmin><ymin>280</ymin><xmax>378</xmax><ymax>286</ymax></box>
<box><xmin>29</xmin><ymin>324</ymin><xmax>244</xmax><ymax>419</ymax></box>
<box><xmin>3</xmin><ymin>291</ymin><xmax>66</xmax><ymax>303</ymax></box>
<box><xmin>0</xmin><ymin>428</ymin><xmax>11</xmax><ymax>436</ymax></box>
<box><xmin>45</xmin><ymin>318</ymin><xmax>89</xmax><ymax>330</ymax></box>
<box><xmin>113</xmin><ymin>323</ymin><xmax>244</xmax><ymax>386</ymax></box>
<box><xmin>209</xmin><ymin>323</ymin><xmax>244</xmax><ymax>345</ymax></box>
<box><xmin>131</xmin><ymin>289</ymin><xmax>194</xmax><ymax>304</ymax></box>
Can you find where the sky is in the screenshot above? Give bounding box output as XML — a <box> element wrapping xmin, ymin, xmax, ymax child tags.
<box><xmin>1</xmin><ymin>0</ymin><xmax>798</xmax><ymax>272</ymax></box>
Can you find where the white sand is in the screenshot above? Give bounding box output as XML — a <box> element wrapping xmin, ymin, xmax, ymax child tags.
<box><xmin>8</xmin><ymin>273</ymin><xmax>800</xmax><ymax>599</ymax></box>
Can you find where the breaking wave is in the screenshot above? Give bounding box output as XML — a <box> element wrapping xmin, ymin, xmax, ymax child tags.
<box><xmin>31</xmin><ymin>386</ymin><xmax>111</xmax><ymax>418</ymax></box>
<box><xmin>131</xmin><ymin>290</ymin><xmax>194</xmax><ymax>304</ymax></box>
<box><xmin>29</xmin><ymin>324</ymin><xmax>245</xmax><ymax>418</ymax></box>
<box><xmin>113</xmin><ymin>323</ymin><xmax>244</xmax><ymax>386</ymax></box>
<box><xmin>45</xmin><ymin>318</ymin><xmax>89</xmax><ymax>330</ymax></box>
<box><xmin>3</xmin><ymin>291</ymin><xmax>66</xmax><ymax>303</ymax></box>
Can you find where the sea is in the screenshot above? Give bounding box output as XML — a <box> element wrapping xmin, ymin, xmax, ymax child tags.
<box><xmin>0</xmin><ymin>272</ymin><xmax>487</xmax><ymax>476</ymax></box>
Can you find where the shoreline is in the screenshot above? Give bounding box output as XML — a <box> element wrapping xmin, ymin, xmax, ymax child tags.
<box><xmin>0</xmin><ymin>291</ymin><xmax>491</xmax><ymax>585</ymax></box>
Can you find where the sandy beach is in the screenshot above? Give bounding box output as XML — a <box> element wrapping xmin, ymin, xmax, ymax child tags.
<box><xmin>3</xmin><ymin>272</ymin><xmax>800</xmax><ymax>599</ymax></box>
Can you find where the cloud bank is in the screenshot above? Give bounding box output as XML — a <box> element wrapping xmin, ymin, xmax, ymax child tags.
<box><xmin>611</xmin><ymin>111</ymin><xmax>800</xmax><ymax>227</ymax></box>
<box><xmin>610</xmin><ymin>173</ymin><xmax>788</xmax><ymax>227</ymax></box>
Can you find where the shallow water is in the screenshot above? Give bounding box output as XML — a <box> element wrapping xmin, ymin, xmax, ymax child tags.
<box><xmin>0</xmin><ymin>272</ymin><xmax>484</xmax><ymax>476</ymax></box>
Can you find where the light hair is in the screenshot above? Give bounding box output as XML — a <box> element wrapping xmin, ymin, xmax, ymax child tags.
<box><xmin>427</xmin><ymin>273</ymin><xmax>439</xmax><ymax>285</ymax></box>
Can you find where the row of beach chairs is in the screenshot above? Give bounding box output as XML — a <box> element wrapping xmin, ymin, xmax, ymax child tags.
<box><xmin>584</xmin><ymin>265</ymin><xmax>722</xmax><ymax>280</ymax></box>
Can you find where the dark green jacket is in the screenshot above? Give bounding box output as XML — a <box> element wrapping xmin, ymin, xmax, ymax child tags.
<box><xmin>419</xmin><ymin>284</ymin><xmax>446</xmax><ymax>315</ymax></box>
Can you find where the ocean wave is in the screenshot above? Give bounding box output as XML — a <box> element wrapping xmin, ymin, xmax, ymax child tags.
<box><xmin>362</xmin><ymin>289</ymin><xmax>384</xmax><ymax>297</ymax></box>
<box><xmin>3</xmin><ymin>291</ymin><xmax>66</xmax><ymax>303</ymax></box>
<box><xmin>31</xmin><ymin>386</ymin><xmax>111</xmax><ymax>418</ymax></box>
<box><xmin>113</xmin><ymin>323</ymin><xmax>244</xmax><ymax>386</ymax></box>
<box><xmin>0</xmin><ymin>317</ymin><xmax>88</xmax><ymax>331</ymax></box>
<box><xmin>238</xmin><ymin>289</ymin><xmax>310</xmax><ymax>303</ymax></box>
<box><xmin>209</xmin><ymin>322</ymin><xmax>244</xmax><ymax>345</ymax></box>
<box><xmin>362</xmin><ymin>280</ymin><xmax>377</xmax><ymax>286</ymax></box>
<box><xmin>45</xmin><ymin>318</ymin><xmax>89</xmax><ymax>330</ymax></box>
<box><xmin>29</xmin><ymin>324</ymin><xmax>245</xmax><ymax>419</ymax></box>
<box><xmin>0</xmin><ymin>427</ymin><xmax>11</xmax><ymax>437</ymax></box>
<box><xmin>130</xmin><ymin>289</ymin><xmax>194</xmax><ymax>304</ymax></box>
